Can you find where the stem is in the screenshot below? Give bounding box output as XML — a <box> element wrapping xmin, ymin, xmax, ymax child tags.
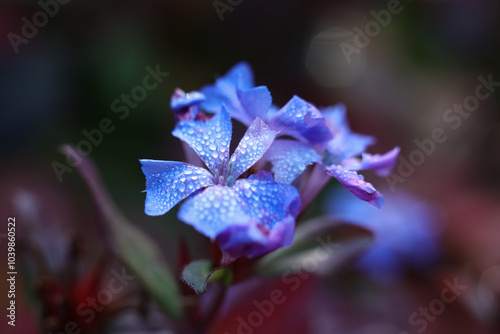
<box><xmin>188</xmin><ymin>281</ymin><xmax>228</xmax><ymax>333</ymax></box>
<box><xmin>299</xmin><ymin>163</ymin><xmax>330</xmax><ymax>211</ymax></box>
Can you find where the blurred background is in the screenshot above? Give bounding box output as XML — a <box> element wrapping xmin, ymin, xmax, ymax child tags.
<box><xmin>1</xmin><ymin>0</ymin><xmax>500</xmax><ymax>333</ymax></box>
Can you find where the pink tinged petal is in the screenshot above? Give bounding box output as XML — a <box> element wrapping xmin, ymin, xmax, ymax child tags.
<box><xmin>343</xmin><ymin>147</ymin><xmax>400</xmax><ymax>177</ymax></box>
<box><xmin>140</xmin><ymin>160</ymin><xmax>215</xmax><ymax>216</ymax></box>
<box><xmin>265</xmin><ymin>139</ymin><xmax>321</xmax><ymax>184</ymax></box>
<box><xmin>229</xmin><ymin>118</ymin><xmax>276</xmax><ymax>181</ymax></box>
<box><xmin>326</xmin><ymin>165</ymin><xmax>384</xmax><ymax>208</ymax></box>
<box><xmin>172</xmin><ymin>107</ymin><xmax>232</xmax><ymax>176</ymax></box>
<box><xmin>361</xmin><ymin>147</ymin><xmax>400</xmax><ymax>177</ymax></box>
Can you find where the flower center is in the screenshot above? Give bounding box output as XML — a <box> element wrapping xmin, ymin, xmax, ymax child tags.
<box><xmin>213</xmin><ymin>161</ymin><xmax>235</xmax><ymax>187</ymax></box>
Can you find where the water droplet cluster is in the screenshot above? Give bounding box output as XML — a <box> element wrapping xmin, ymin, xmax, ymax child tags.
<box><xmin>178</xmin><ymin>185</ymin><xmax>250</xmax><ymax>238</ymax></box>
<box><xmin>326</xmin><ymin>165</ymin><xmax>381</xmax><ymax>205</ymax></box>
<box><xmin>268</xmin><ymin>96</ymin><xmax>332</xmax><ymax>144</ymax></box>
<box><xmin>173</xmin><ymin>108</ymin><xmax>232</xmax><ymax>176</ymax></box>
<box><xmin>229</xmin><ymin>118</ymin><xmax>276</xmax><ymax>181</ymax></box>
<box><xmin>233</xmin><ymin>176</ymin><xmax>300</xmax><ymax>229</ymax></box>
<box><xmin>266</xmin><ymin>139</ymin><xmax>320</xmax><ymax>184</ymax></box>
<box><xmin>141</xmin><ymin>160</ymin><xmax>214</xmax><ymax>216</ymax></box>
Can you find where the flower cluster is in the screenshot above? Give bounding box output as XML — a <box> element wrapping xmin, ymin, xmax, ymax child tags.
<box><xmin>141</xmin><ymin>62</ymin><xmax>399</xmax><ymax>261</ymax></box>
<box><xmin>324</xmin><ymin>187</ymin><xmax>440</xmax><ymax>282</ymax></box>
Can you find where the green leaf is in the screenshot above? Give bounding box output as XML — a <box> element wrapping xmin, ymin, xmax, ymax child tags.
<box><xmin>181</xmin><ymin>260</ymin><xmax>213</xmax><ymax>294</ymax></box>
<box><xmin>255</xmin><ymin>216</ymin><xmax>374</xmax><ymax>277</ymax></box>
<box><xmin>209</xmin><ymin>267</ymin><xmax>233</xmax><ymax>286</ymax></box>
<box><xmin>181</xmin><ymin>260</ymin><xmax>232</xmax><ymax>294</ymax></box>
<box><xmin>62</xmin><ymin>145</ymin><xmax>182</xmax><ymax>319</ymax></box>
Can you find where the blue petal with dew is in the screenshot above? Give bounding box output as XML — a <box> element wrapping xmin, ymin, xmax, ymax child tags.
<box><xmin>268</xmin><ymin>95</ymin><xmax>333</xmax><ymax>144</ymax></box>
<box><xmin>172</xmin><ymin>107</ymin><xmax>232</xmax><ymax>176</ymax></box>
<box><xmin>177</xmin><ymin>185</ymin><xmax>250</xmax><ymax>239</ymax></box>
<box><xmin>229</xmin><ymin>118</ymin><xmax>276</xmax><ymax>182</ymax></box>
<box><xmin>233</xmin><ymin>172</ymin><xmax>301</xmax><ymax>228</ymax></box>
<box><xmin>265</xmin><ymin>139</ymin><xmax>321</xmax><ymax>184</ymax></box>
<box><xmin>140</xmin><ymin>160</ymin><xmax>214</xmax><ymax>216</ymax></box>
<box><xmin>326</xmin><ymin>165</ymin><xmax>384</xmax><ymax>208</ymax></box>
<box><xmin>177</xmin><ymin>171</ymin><xmax>301</xmax><ymax>259</ymax></box>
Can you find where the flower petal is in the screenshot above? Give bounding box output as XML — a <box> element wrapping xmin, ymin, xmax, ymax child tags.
<box><xmin>267</xmin><ymin>95</ymin><xmax>332</xmax><ymax>144</ymax></box>
<box><xmin>342</xmin><ymin>147</ymin><xmax>400</xmax><ymax>177</ymax></box>
<box><xmin>216</xmin><ymin>216</ymin><xmax>295</xmax><ymax>259</ymax></box>
<box><xmin>233</xmin><ymin>172</ymin><xmax>301</xmax><ymax>229</ymax></box>
<box><xmin>326</xmin><ymin>165</ymin><xmax>384</xmax><ymax>208</ymax></box>
<box><xmin>359</xmin><ymin>147</ymin><xmax>400</xmax><ymax>176</ymax></box>
<box><xmin>140</xmin><ymin>160</ymin><xmax>215</xmax><ymax>216</ymax></box>
<box><xmin>197</xmin><ymin>63</ymin><xmax>272</xmax><ymax>127</ymax></box>
<box><xmin>218</xmin><ymin>173</ymin><xmax>300</xmax><ymax>258</ymax></box>
<box><xmin>265</xmin><ymin>139</ymin><xmax>321</xmax><ymax>184</ymax></box>
<box><xmin>202</xmin><ymin>84</ymin><xmax>271</xmax><ymax>127</ymax></box>
<box><xmin>200</xmin><ymin>62</ymin><xmax>254</xmax><ymax>115</ymax></box>
<box><xmin>220</xmin><ymin>61</ymin><xmax>255</xmax><ymax>90</ymax></box>
<box><xmin>321</xmin><ymin>104</ymin><xmax>376</xmax><ymax>161</ymax></box>
<box><xmin>229</xmin><ymin>118</ymin><xmax>276</xmax><ymax>182</ymax></box>
<box><xmin>199</xmin><ymin>80</ymin><xmax>235</xmax><ymax>114</ymax></box>
<box><xmin>172</xmin><ymin>107</ymin><xmax>232</xmax><ymax>176</ymax></box>
<box><xmin>235</xmin><ymin>86</ymin><xmax>272</xmax><ymax>125</ymax></box>
<box><xmin>170</xmin><ymin>88</ymin><xmax>205</xmax><ymax>111</ymax></box>
<box><xmin>321</xmin><ymin>103</ymin><xmax>350</xmax><ymax>135</ymax></box>
<box><xmin>179</xmin><ymin>172</ymin><xmax>300</xmax><ymax>260</ymax></box>
<box><xmin>177</xmin><ymin>185</ymin><xmax>250</xmax><ymax>239</ymax></box>
<box><xmin>326</xmin><ymin>132</ymin><xmax>376</xmax><ymax>163</ymax></box>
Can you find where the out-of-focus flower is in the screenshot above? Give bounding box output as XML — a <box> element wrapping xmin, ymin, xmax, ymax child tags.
<box><xmin>14</xmin><ymin>190</ymin><xmax>72</xmax><ymax>274</ymax></box>
<box><xmin>324</xmin><ymin>187</ymin><xmax>441</xmax><ymax>282</ymax></box>
<box><xmin>140</xmin><ymin>107</ymin><xmax>300</xmax><ymax>261</ymax></box>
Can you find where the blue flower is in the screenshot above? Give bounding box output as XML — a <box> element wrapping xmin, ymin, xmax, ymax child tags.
<box><xmin>140</xmin><ymin>107</ymin><xmax>301</xmax><ymax>260</ymax></box>
<box><xmin>267</xmin><ymin>102</ymin><xmax>399</xmax><ymax>208</ymax></box>
<box><xmin>324</xmin><ymin>187</ymin><xmax>441</xmax><ymax>282</ymax></box>
<box><xmin>169</xmin><ymin>62</ymin><xmax>398</xmax><ymax>208</ymax></box>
